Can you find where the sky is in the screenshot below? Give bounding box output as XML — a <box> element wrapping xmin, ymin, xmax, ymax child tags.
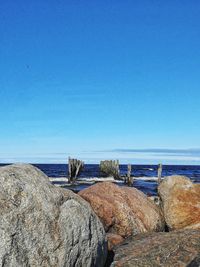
<box><xmin>0</xmin><ymin>0</ymin><xmax>200</xmax><ymax>164</ymax></box>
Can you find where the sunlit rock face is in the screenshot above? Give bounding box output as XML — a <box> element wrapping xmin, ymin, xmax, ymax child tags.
<box><xmin>79</xmin><ymin>182</ymin><xmax>165</xmax><ymax>239</ymax></box>
<box><xmin>0</xmin><ymin>164</ymin><xmax>107</xmax><ymax>267</ymax></box>
<box><xmin>158</xmin><ymin>175</ymin><xmax>200</xmax><ymax>230</ymax></box>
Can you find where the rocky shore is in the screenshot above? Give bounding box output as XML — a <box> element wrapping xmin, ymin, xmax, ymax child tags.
<box><xmin>0</xmin><ymin>164</ymin><xmax>200</xmax><ymax>266</ymax></box>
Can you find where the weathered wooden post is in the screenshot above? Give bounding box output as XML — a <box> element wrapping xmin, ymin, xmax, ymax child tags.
<box><xmin>116</xmin><ymin>160</ymin><xmax>120</xmax><ymax>177</ymax></box>
<box><xmin>68</xmin><ymin>157</ymin><xmax>72</xmax><ymax>179</ymax></box>
<box><xmin>68</xmin><ymin>157</ymin><xmax>84</xmax><ymax>183</ymax></box>
<box><xmin>157</xmin><ymin>163</ymin><xmax>162</xmax><ymax>184</ymax></box>
<box><xmin>99</xmin><ymin>160</ymin><xmax>121</xmax><ymax>179</ymax></box>
<box><xmin>124</xmin><ymin>164</ymin><xmax>133</xmax><ymax>186</ymax></box>
<box><xmin>127</xmin><ymin>164</ymin><xmax>133</xmax><ymax>186</ymax></box>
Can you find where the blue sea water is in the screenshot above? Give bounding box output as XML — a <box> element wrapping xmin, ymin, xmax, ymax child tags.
<box><xmin>1</xmin><ymin>163</ymin><xmax>200</xmax><ymax>196</ymax></box>
<box><xmin>33</xmin><ymin>163</ymin><xmax>200</xmax><ymax>180</ymax></box>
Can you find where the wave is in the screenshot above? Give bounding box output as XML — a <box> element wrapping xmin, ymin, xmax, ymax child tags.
<box><xmin>49</xmin><ymin>176</ymin><xmax>160</xmax><ymax>185</ymax></box>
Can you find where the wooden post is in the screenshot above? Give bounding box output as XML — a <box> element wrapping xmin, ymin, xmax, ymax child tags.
<box><xmin>127</xmin><ymin>164</ymin><xmax>132</xmax><ymax>186</ymax></box>
<box><xmin>99</xmin><ymin>160</ymin><xmax>121</xmax><ymax>179</ymax></box>
<box><xmin>75</xmin><ymin>160</ymin><xmax>82</xmax><ymax>178</ymax></box>
<box><xmin>68</xmin><ymin>157</ymin><xmax>72</xmax><ymax>179</ymax></box>
<box><xmin>116</xmin><ymin>160</ymin><xmax>120</xmax><ymax>177</ymax></box>
<box><xmin>158</xmin><ymin>163</ymin><xmax>162</xmax><ymax>184</ymax></box>
<box><xmin>68</xmin><ymin>157</ymin><xmax>84</xmax><ymax>183</ymax></box>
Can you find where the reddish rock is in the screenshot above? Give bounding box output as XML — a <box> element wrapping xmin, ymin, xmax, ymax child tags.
<box><xmin>112</xmin><ymin>230</ymin><xmax>200</xmax><ymax>267</ymax></box>
<box><xmin>158</xmin><ymin>175</ymin><xmax>200</xmax><ymax>230</ymax></box>
<box><xmin>106</xmin><ymin>233</ymin><xmax>124</xmax><ymax>251</ymax></box>
<box><xmin>79</xmin><ymin>182</ymin><xmax>165</xmax><ymax>238</ymax></box>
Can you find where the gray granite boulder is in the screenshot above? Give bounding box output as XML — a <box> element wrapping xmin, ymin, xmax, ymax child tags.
<box><xmin>0</xmin><ymin>164</ymin><xmax>107</xmax><ymax>267</ymax></box>
<box><xmin>111</xmin><ymin>230</ymin><xmax>200</xmax><ymax>266</ymax></box>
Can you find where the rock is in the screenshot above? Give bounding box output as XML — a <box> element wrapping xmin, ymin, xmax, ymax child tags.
<box><xmin>106</xmin><ymin>233</ymin><xmax>124</xmax><ymax>251</ymax></box>
<box><xmin>158</xmin><ymin>175</ymin><xmax>200</xmax><ymax>230</ymax></box>
<box><xmin>78</xmin><ymin>182</ymin><xmax>165</xmax><ymax>238</ymax></box>
<box><xmin>112</xmin><ymin>229</ymin><xmax>200</xmax><ymax>267</ymax></box>
<box><xmin>0</xmin><ymin>164</ymin><xmax>107</xmax><ymax>267</ymax></box>
<box><xmin>148</xmin><ymin>196</ymin><xmax>161</xmax><ymax>206</ymax></box>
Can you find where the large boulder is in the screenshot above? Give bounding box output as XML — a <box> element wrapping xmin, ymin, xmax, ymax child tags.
<box><xmin>78</xmin><ymin>182</ymin><xmax>165</xmax><ymax>240</ymax></box>
<box><xmin>111</xmin><ymin>229</ymin><xmax>200</xmax><ymax>266</ymax></box>
<box><xmin>0</xmin><ymin>164</ymin><xmax>107</xmax><ymax>267</ymax></box>
<box><xmin>158</xmin><ymin>175</ymin><xmax>200</xmax><ymax>230</ymax></box>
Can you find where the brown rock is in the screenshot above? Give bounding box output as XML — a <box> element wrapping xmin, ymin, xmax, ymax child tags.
<box><xmin>112</xmin><ymin>230</ymin><xmax>200</xmax><ymax>267</ymax></box>
<box><xmin>106</xmin><ymin>233</ymin><xmax>124</xmax><ymax>251</ymax></box>
<box><xmin>78</xmin><ymin>182</ymin><xmax>165</xmax><ymax>238</ymax></box>
<box><xmin>158</xmin><ymin>175</ymin><xmax>200</xmax><ymax>230</ymax></box>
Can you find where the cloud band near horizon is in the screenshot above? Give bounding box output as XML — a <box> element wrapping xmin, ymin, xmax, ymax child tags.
<box><xmin>1</xmin><ymin>148</ymin><xmax>200</xmax><ymax>165</ymax></box>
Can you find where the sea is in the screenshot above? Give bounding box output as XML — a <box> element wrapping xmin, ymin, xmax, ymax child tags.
<box><xmin>1</xmin><ymin>163</ymin><xmax>200</xmax><ymax>196</ymax></box>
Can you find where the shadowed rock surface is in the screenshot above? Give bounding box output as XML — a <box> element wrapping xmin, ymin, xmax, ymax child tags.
<box><xmin>158</xmin><ymin>175</ymin><xmax>200</xmax><ymax>230</ymax></box>
<box><xmin>106</xmin><ymin>233</ymin><xmax>124</xmax><ymax>251</ymax></box>
<box><xmin>0</xmin><ymin>164</ymin><xmax>107</xmax><ymax>267</ymax></box>
<box><xmin>79</xmin><ymin>182</ymin><xmax>165</xmax><ymax>238</ymax></box>
<box><xmin>111</xmin><ymin>230</ymin><xmax>200</xmax><ymax>267</ymax></box>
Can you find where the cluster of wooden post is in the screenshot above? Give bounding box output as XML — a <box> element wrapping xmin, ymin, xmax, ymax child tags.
<box><xmin>68</xmin><ymin>157</ymin><xmax>84</xmax><ymax>183</ymax></box>
<box><xmin>99</xmin><ymin>160</ymin><xmax>133</xmax><ymax>186</ymax></box>
<box><xmin>99</xmin><ymin>160</ymin><xmax>120</xmax><ymax>179</ymax></box>
<box><xmin>67</xmin><ymin>157</ymin><xmax>163</xmax><ymax>187</ymax></box>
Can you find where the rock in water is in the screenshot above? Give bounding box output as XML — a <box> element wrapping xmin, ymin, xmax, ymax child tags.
<box><xmin>111</xmin><ymin>230</ymin><xmax>200</xmax><ymax>267</ymax></box>
<box><xmin>78</xmin><ymin>182</ymin><xmax>165</xmax><ymax>238</ymax></box>
<box><xmin>158</xmin><ymin>175</ymin><xmax>200</xmax><ymax>230</ymax></box>
<box><xmin>0</xmin><ymin>164</ymin><xmax>107</xmax><ymax>267</ymax></box>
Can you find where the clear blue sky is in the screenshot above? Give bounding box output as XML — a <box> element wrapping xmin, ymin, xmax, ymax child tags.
<box><xmin>1</xmin><ymin>0</ymin><xmax>200</xmax><ymax>164</ymax></box>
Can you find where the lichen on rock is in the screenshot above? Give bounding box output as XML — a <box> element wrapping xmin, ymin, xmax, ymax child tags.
<box><xmin>0</xmin><ymin>164</ymin><xmax>107</xmax><ymax>267</ymax></box>
<box><xmin>79</xmin><ymin>182</ymin><xmax>165</xmax><ymax>239</ymax></box>
<box><xmin>158</xmin><ymin>175</ymin><xmax>200</xmax><ymax>230</ymax></box>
